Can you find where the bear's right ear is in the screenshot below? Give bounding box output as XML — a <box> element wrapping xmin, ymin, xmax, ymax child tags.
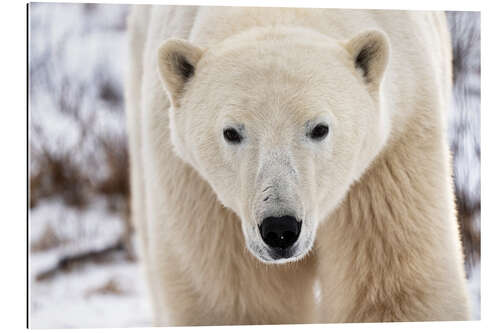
<box><xmin>344</xmin><ymin>30</ymin><xmax>389</xmax><ymax>92</ymax></box>
<box><xmin>157</xmin><ymin>38</ymin><xmax>204</xmax><ymax>107</ymax></box>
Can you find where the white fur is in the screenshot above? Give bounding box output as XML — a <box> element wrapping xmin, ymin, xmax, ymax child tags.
<box><xmin>126</xmin><ymin>6</ymin><xmax>470</xmax><ymax>325</ymax></box>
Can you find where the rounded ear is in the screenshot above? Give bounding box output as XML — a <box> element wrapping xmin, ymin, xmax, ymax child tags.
<box><xmin>157</xmin><ymin>38</ymin><xmax>204</xmax><ymax>106</ymax></box>
<box><xmin>344</xmin><ymin>30</ymin><xmax>389</xmax><ymax>90</ymax></box>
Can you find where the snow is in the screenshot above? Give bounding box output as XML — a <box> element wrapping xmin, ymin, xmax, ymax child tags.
<box><xmin>28</xmin><ymin>197</ymin><xmax>152</xmax><ymax>328</ymax></box>
<box><xmin>29</xmin><ymin>2</ymin><xmax>128</xmax><ymax>169</ymax></box>
<box><xmin>29</xmin><ymin>198</ymin><xmax>125</xmax><ymax>266</ymax></box>
<box><xmin>467</xmin><ymin>261</ymin><xmax>481</xmax><ymax>320</ymax></box>
<box><xmin>447</xmin><ymin>11</ymin><xmax>481</xmax><ymax>207</ymax></box>
<box><xmin>30</xmin><ymin>256</ymin><xmax>152</xmax><ymax>329</ymax></box>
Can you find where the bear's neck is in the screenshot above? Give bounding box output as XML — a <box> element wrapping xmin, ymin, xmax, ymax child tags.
<box><xmin>316</xmin><ymin>114</ymin><xmax>469</xmax><ymax>321</ymax></box>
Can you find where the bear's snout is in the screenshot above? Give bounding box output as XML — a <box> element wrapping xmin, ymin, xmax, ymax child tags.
<box><xmin>259</xmin><ymin>215</ymin><xmax>301</xmax><ymax>257</ymax></box>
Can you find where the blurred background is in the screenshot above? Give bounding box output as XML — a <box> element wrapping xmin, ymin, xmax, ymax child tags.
<box><xmin>28</xmin><ymin>3</ymin><xmax>481</xmax><ymax>328</ymax></box>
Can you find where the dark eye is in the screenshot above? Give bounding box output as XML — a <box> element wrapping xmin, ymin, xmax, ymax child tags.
<box><xmin>223</xmin><ymin>127</ymin><xmax>242</xmax><ymax>144</ymax></box>
<box><xmin>309</xmin><ymin>124</ymin><xmax>329</xmax><ymax>140</ymax></box>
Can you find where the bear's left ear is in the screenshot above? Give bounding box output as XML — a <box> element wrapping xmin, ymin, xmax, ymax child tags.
<box><xmin>344</xmin><ymin>30</ymin><xmax>389</xmax><ymax>91</ymax></box>
<box><xmin>157</xmin><ymin>38</ymin><xmax>204</xmax><ymax>107</ymax></box>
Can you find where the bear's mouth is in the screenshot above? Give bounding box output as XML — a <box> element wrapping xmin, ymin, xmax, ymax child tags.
<box><xmin>267</xmin><ymin>243</ymin><xmax>300</xmax><ymax>260</ymax></box>
<box><xmin>259</xmin><ymin>239</ymin><xmax>311</xmax><ymax>264</ymax></box>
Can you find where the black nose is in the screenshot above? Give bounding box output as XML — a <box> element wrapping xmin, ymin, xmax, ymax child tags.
<box><xmin>259</xmin><ymin>215</ymin><xmax>301</xmax><ymax>250</ymax></box>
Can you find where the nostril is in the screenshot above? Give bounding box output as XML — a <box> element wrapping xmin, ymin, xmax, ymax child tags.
<box><xmin>259</xmin><ymin>215</ymin><xmax>301</xmax><ymax>250</ymax></box>
<box><xmin>262</xmin><ymin>186</ymin><xmax>272</xmax><ymax>193</ymax></box>
<box><xmin>263</xmin><ymin>196</ymin><xmax>270</xmax><ymax>202</ymax></box>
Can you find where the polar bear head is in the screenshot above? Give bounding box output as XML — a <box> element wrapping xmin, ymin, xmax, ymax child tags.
<box><xmin>157</xmin><ymin>27</ymin><xmax>390</xmax><ymax>264</ymax></box>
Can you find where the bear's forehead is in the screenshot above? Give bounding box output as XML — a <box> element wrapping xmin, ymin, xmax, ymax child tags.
<box><xmin>205</xmin><ymin>43</ymin><xmax>343</xmax><ymax>77</ymax></box>
<box><xmin>198</xmin><ymin>50</ymin><xmax>339</xmax><ymax>104</ymax></box>
<box><xmin>199</xmin><ymin>28</ymin><xmax>351</xmax><ymax>84</ymax></box>
<box><xmin>215</xmin><ymin>84</ymin><xmax>330</xmax><ymax>127</ymax></box>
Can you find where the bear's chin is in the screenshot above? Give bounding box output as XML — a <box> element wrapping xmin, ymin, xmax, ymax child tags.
<box><xmin>245</xmin><ymin>238</ymin><xmax>314</xmax><ymax>265</ymax></box>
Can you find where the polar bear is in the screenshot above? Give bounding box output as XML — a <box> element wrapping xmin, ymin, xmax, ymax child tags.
<box><xmin>126</xmin><ymin>5</ymin><xmax>471</xmax><ymax>325</ymax></box>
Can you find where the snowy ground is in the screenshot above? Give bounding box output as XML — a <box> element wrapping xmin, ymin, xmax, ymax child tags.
<box><xmin>30</xmin><ymin>254</ymin><xmax>152</xmax><ymax>329</ymax></box>
<box><xmin>467</xmin><ymin>260</ymin><xmax>481</xmax><ymax>320</ymax></box>
<box><xmin>28</xmin><ymin>4</ymin><xmax>481</xmax><ymax>328</ymax></box>
<box><xmin>29</xmin><ymin>199</ymin><xmax>152</xmax><ymax>328</ymax></box>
